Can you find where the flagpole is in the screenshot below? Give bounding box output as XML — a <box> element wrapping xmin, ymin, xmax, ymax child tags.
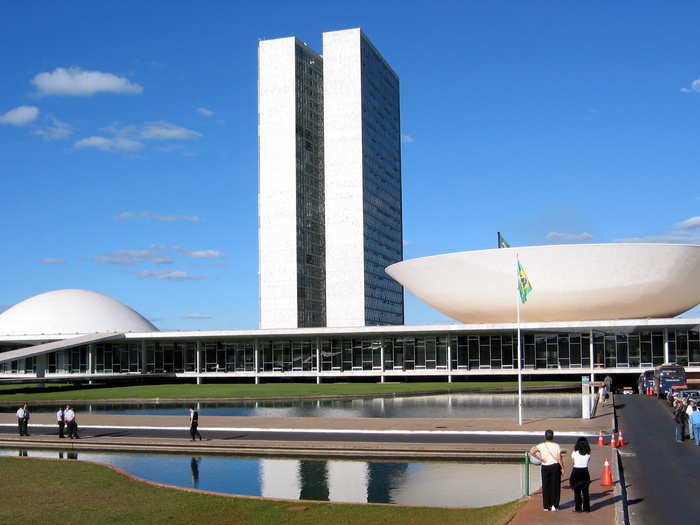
<box><xmin>516</xmin><ymin>252</ymin><xmax>523</xmax><ymax>426</ymax></box>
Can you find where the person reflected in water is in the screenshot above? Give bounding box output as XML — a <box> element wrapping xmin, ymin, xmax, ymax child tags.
<box><xmin>189</xmin><ymin>407</ymin><xmax>202</xmax><ymax>441</ymax></box>
<box><xmin>190</xmin><ymin>457</ymin><xmax>201</xmax><ymax>488</ymax></box>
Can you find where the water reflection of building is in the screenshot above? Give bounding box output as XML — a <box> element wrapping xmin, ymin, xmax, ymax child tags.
<box><xmin>261</xmin><ymin>459</ymin><xmax>300</xmax><ymax>500</ymax></box>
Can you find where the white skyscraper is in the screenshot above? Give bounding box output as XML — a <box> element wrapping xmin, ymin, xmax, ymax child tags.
<box><xmin>258</xmin><ymin>28</ymin><xmax>403</xmax><ymax>329</ymax></box>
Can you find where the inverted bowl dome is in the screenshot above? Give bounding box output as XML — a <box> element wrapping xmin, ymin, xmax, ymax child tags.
<box><xmin>0</xmin><ymin>289</ymin><xmax>157</xmax><ymax>336</ymax></box>
<box><xmin>386</xmin><ymin>244</ymin><xmax>700</xmax><ymax>323</ymax></box>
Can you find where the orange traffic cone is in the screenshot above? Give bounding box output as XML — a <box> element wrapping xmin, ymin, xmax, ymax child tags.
<box><xmin>617</xmin><ymin>430</ymin><xmax>625</xmax><ymax>447</ymax></box>
<box><xmin>600</xmin><ymin>458</ymin><xmax>614</xmax><ymax>486</ymax></box>
<box><xmin>597</xmin><ymin>431</ymin><xmax>605</xmax><ymax>446</ymax></box>
<box><xmin>610</xmin><ymin>431</ymin><xmax>618</xmax><ymax>448</ymax></box>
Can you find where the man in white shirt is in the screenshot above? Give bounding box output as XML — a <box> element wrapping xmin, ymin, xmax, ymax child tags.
<box><xmin>64</xmin><ymin>405</ymin><xmax>79</xmax><ymax>439</ymax></box>
<box><xmin>16</xmin><ymin>403</ymin><xmax>29</xmax><ymax>436</ymax></box>
<box><xmin>56</xmin><ymin>407</ymin><xmax>65</xmax><ymax>438</ymax></box>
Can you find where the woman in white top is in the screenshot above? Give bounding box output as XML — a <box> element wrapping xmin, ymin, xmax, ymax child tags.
<box><xmin>570</xmin><ymin>437</ymin><xmax>592</xmax><ymax>512</ymax></box>
<box><xmin>529</xmin><ymin>429</ymin><xmax>564</xmax><ymax>511</ymax></box>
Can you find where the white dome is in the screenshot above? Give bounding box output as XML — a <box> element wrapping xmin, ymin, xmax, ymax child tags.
<box><xmin>0</xmin><ymin>289</ymin><xmax>157</xmax><ymax>336</ymax></box>
<box><xmin>386</xmin><ymin>243</ymin><xmax>700</xmax><ymax>323</ymax></box>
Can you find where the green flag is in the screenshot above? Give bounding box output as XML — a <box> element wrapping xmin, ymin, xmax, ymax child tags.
<box><xmin>498</xmin><ymin>233</ymin><xmax>511</xmax><ymax>248</ymax></box>
<box><xmin>517</xmin><ymin>258</ymin><xmax>533</xmax><ymax>303</ymax></box>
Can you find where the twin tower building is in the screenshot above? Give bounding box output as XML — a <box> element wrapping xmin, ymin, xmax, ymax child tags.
<box><xmin>258</xmin><ymin>28</ymin><xmax>404</xmax><ymax>329</ymax></box>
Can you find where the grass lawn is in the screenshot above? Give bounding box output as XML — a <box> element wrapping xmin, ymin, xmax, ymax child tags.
<box><xmin>0</xmin><ymin>457</ymin><xmax>523</xmax><ymax>525</ymax></box>
<box><xmin>0</xmin><ymin>380</ymin><xmax>579</xmax><ymax>402</ymax></box>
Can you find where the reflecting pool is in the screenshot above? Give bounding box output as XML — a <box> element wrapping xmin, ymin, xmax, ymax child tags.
<box><xmin>0</xmin><ymin>448</ymin><xmax>541</xmax><ymax>508</ymax></box>
<box><xmin>8</xmin><ymin>393</ymin><xmax>582</xmax><ymax>418</ymax></box>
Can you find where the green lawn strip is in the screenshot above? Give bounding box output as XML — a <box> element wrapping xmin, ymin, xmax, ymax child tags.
<box><xmin>0</xmin><ymin>380</ymin><xmax>579</xmax><ymax>402</ymax></box>
<box><xmin>0</xmin><ymin>457</ymin><xmax>523</xmax><ymax>525</ymax></box>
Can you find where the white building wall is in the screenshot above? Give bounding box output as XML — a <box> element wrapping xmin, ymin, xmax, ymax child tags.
<box><xmin>258</xmin><ymin>38</ymin><xmax>299</xmax><ymax>329</ymax></box>
<box><xmin>323</xmin><ymin>28</ymin><xmax>366</xmax><ymax>328</ymax></box>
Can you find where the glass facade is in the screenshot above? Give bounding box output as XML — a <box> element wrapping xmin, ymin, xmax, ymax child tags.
<box><xmin>2</xmin><ymin>327</ymin><xmax>697</xmax><ymax>376</ymax></box>
<box><xmin>295</xmin><ymin>43</ymin><xmax>326</xmax><ymax>327</ymax></box>
<box><xmin>360</xmin><ymin>35</ymin><xmax>404</xmax><ymax>326</ymax></box>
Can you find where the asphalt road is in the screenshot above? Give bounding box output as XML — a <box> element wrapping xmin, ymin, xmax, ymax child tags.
<box><xmin>0</xmin><ymin>424</ymin><xmax>580</xmax><ymax>445</ymax></box>
<box><xmin>616</xmin><ymin>395</ymin><xmax>700</xmax><ymax>524</ymax></box>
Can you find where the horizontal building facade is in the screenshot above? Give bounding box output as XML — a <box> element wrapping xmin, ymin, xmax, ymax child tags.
<box><xmin>2</xmin><ymin>318</ymin><xmax>699</xmax><ymax>380</ymax></box>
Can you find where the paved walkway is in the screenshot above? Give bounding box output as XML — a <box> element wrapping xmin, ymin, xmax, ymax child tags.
<box><xmin>617</xmin><ymin>394</ymin><xmax>700</xmax><ymax>524</ymax></box>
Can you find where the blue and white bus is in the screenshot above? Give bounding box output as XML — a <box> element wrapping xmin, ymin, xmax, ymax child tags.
<box><xmin>653</xmin><ymin>364</ymin><xmax>687</xmax><ymax>398</ymax></box>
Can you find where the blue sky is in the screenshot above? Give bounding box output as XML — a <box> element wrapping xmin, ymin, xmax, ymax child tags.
<box><xmin>2</xmin><ymin>1</ymin><xmax>700</xmax><ymax>329</ymax></box>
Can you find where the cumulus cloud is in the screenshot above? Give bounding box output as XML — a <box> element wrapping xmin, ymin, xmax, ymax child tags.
<box><xmin>675</xmin><ymin>216</ymin><xmax>700</xmax><ymax>229</ymax></box>
<box><xmin>0</xmin><ymin>105</ymin><xmax>39</xmax><ymax>126</ymax></box>
<box><xmin>130</xmin><ymin>270</ymin><xmax>207</xmax><ymax>281</ymax></box>
<box><xmin>545</xmin><ymin>232</ymin><xmax>593</xmax><ymax>242</ymax></box>
<box><xmin>114</xmin><ymin>211</ymin><xmax>202</xmax><ymax>222</ymax></box>
<box><xmin>75</xmin><ymin>136</ymin><xmax>142</xmax><ymax>152</ymax></box>
<box><xmin>40</xmin><ymin>258</ymin><xmax>66</xmax><ymax>264</ymax></box>
<box><xmin>197</xmin><ymin>107</ymin><xmax>215</xmax><ymax>117</ymax></box>
<box><xmin>33</xmin><ymin>117</ymin><xmax>73</xmax><ymax>140</ymax></box>
<box><xmin>75</xmin><ymin>121</ymin><xmax>201</xmax><ymax>153</ymax></box>
<box><xmin>93</xmin><ymin>248</ymin><xmax>173</xmax><ymax>266</ymax></box>
<box><xmin>680</xmin><ymin>79</ymin><xmax>700</xmax><ymax>93</ymax></box>
<box><xmin>173</xmin><ymin>246</ymin><xmax>224</xmax><ymax>258</ymax></box>
<box><xmin>401</xmin><ymin>134</ymin><xmax>415</xmax><ymax>143</ymax></box>
<box><xmin>180</xmin><ymin>313</ymin><xmax>212</xmax><ymax>319</ymax></box>
<box><xmin>32</xmin><ymin>67</ymin><xmax>143</xmax><ymax>96</ymax></box>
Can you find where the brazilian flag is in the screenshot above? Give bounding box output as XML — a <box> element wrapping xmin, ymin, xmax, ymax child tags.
<box><xmin>498</xmin><ymin>233</ymin><xmax>511</xmax><ymax>248</ymax></box>
<box><xmin>517</xmin><ymin>258</ymin><xmax>533</xmax><ymax>303</ymax></box>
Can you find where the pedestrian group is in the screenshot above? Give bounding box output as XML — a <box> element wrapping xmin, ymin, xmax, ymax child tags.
<box><xmin>671</xmin><ymin>395</ymin><xmax>700</xmax><ymax>445</ymax></box>
<box><xmin>530</xmin><ymin>430</ymin><xmax>592</xmax><ymax>513</ymax></box>
<box><xmin>15</xmin><ymin>403</ymin><xmax>79</xmax><ymax>439</ymax></box>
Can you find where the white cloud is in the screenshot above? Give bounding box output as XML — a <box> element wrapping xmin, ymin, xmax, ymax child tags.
<box><xmin>614</xmin><ymin>231</ymin><xmax>700</xmax><ymax>243</ymax></box>
<box><xmin>197</xmin><ymin>107</ymin><xmax>214</xmax><ymax>117</ymax></box>
<box><xmin>131</xmin><ymin>270</ymin><xmax>207</xmax><ymax>281</ymax></box>
<box><xmin>138</xmin><ymin>121</ymin><xmax>201</xmax><ymax>140</ymax></box>
<box><xmin>401</xmin><ymin>134</ymin><xmax>415</xmax><ymax>143</ymax></box>
<box><xmin>180</xmin><ymin>313</ymin><xmax>212</xmax><ymax>319</ymax></box>
<box><xmin>545</xmin><ymin>232</ymin><xmax>593</xmax><ymax>242</ymax></box>
<box><xmin>114</xmin><ymin>211</ymin><xmax>202</xmax><ymax>222</ymax></box>
<box><xmin>93</xmin><ymin>248</ymin><xmax>172</xmax><ymax>266</ymax></box>
<box><xmin>173</xmin><ymin>246</ymin><xmax>224</xmax><ymax>258</ymax></box>
<box><xmin>402</xmin><ymin>239</ymin><xmax>414</xmax><ymax>246</ymax></box>
<box><xmin>40</xmin><ymin>258</ymin><xmax>66</xmax><ymax>264</ymax></box>
<box><xmin>680</xmin><ymin>79</ymin><xmax>700</xmax><ymax>93</ymax></box>
<box><xmin>0</xmin><ymin>105</ymin><xmax>39</xmax><ymax>126</ymax></box>
<box><xmin>32</xmin><ymin>67</ymin><xmax>143</xmax><ymax>96</ymax></box>
<box><xmin>75</xmin><ymin>136</ymin><xmax>143</xmax><ymax>152</ymax></box>
<box><xmin>33</xmin><ymin>117</ymin><xmax>73</xmax><ymax>140</ymax></box>
<box><xmin>675</xmin><ymin>216</ymin><xmax>700</xmax><ymax>229</ymax></box>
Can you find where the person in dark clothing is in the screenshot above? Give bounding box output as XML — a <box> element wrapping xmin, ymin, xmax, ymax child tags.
<box><xmin>530</xmin><ymin>429</ymin><xmax>564</xmax><ymax>511</ymax></box>
<box><xmin>570</xmin><ymin>437</ymin><xmax>592</xmax><ymax>512</ymax></box>
<box><xmin>673</xmin><ymin>400</ymin><xmax>685</xmax><ymax>442</ymax></box>
<box><xmin>189</xmin><ymin>408</ymin><xmax>202</xmax><ymax>441</ymax></box>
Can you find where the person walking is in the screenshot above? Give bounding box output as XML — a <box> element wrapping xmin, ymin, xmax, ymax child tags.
<box><xmin>64</xmin><ymin>405</ymin><xmax>79</xmax><ymax>439</ymax></box>
<box><xmin>690</xmin><ymin>404</ymin><xmax>700</xmax><ymax>446</ymax></box>
<box><xmin>56</xmin><ymin>406</ymin><xmax>65</xmax><ymax>438</ymax></box>
<box><xmin>673</xmin><ymin>400</ymin><xmax>685</xmax><ymax>442</ymax></box>
<box><xmin>189</xmin><ymin>407</ymin><xmax>202</xmax><ymax>441</ymax></box>
<box><xmin>16</xmin><ymin>403</ymin><xmax>29</xmax><ymax>436</ymax></box>
<box><xmin>604</xmin><ymin>375</ymin><xmax>613</xmax><ymax>395</ymax></box>
<box><xmin>530</xmin><ymin>429</ymin><xmax>564</xmax><ymax>511</ymax></box>
<box><xmin>569</xmin><ymin>437</ymin><xmax>592</xmax><ymax>513</ymax></box>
